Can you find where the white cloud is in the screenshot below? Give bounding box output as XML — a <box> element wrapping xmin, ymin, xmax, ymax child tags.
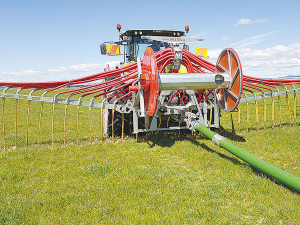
<box><xmin>229</xmin><ymin>31</ymin><xmax>275</xmax><ymax>49</ymax></box>
<box><xmin>234</xmin><ymin>18</ymin><xmax>268</xmax><ymax>26</ymax></box>
<box><xmin>242</xmin><ymin>58</ymin><xmax>300</xmax><ymax>70</ymax></box>
<box><xmin>1</xmin><ymin>43</ymin><xmax>300</xmax><ymax>82</ymax></box>
<box><xmin>0</xmin><ymin>61</ymin><xmax>121</xmax><ymax>82</ymax></box>
<box><xmin>236</xmin><ymin>43</ymin><xmax>300</xmax><ymax>61</ymax></box>
<box><xmin>207</xmin><ymin>43</ymin><xmax>300</xmax><ymax>78</ymax></box>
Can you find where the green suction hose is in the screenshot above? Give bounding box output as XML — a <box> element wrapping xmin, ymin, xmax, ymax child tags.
<box><xmin>195</xmin><ymin>124</ymin><xmax>300</xmax><ymax>192</ymax></box>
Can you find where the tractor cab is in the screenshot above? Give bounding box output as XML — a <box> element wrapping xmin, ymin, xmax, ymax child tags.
<box><xmin>101</xmin><ymin>25</ymin><xmax>196</xmax><ymax>63</ymax></box>
<box><xmin>121</xmin><ymin>29</ymin><xmax>185</xmax><ymax>62</ymax></box>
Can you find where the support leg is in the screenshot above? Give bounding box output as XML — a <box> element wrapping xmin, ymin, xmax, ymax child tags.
<box><xmin>246</xmin><ymin>101</ymin><xmax>249</xmax><ymax>133</ymax></box>
<box><xmin>77</xmin><ymin>105</ymin><xmax>80</xmax><ymax>146</ymax></box>
<box><xmin>255</xmin><ymin>100</ymin><xmax>259</xmax><ymax>132</ymax></box>
<box><xmin>38</xmin><ymin>102</ymin><xmax>44</xmax><ymax>147</ymax></box>
<box><xmin>112</xmin><ymin>109</ymin><xmax>115</xmax><ymax>140</ymax></box>
<box><xmin>52</xmin><ymin>103</ymin><xmax>55</xmax><ymax>148</ymax></box>
<box><xmin>230</xmin><ymin>112</ymin><xmax>235</xmax><ymax>134</ymax></box>
<box><xmin>15</xmin><ymin>99</ymin><xmax>18</xmax><ymax>148</ymax></box>
<box><xmin>2</xmin><ymin>98</ymin><xmax>5</xmax><ymax>150</ymax></box>
<box><xmin>100</xmin><ymin>108</ymin><xmax>103</xmax><ymax>143</ymax></box>
<box><xmin>272</xmin><ymin>97</ymin><xmax>275</xmax><ymax>130</ymax></box>
<box><xmin>64</xmin><ymin>104</ymin><xmax>68</xmax><ymax>147</ymax></box>
<box><xmin>122</xmin><ymin>113</ymin><xmax>124</xmax><ymax>140</ymax></box>
<box><xmin>279</xmin><ymin>96</ymin><xmax>282</xmax><ymax>128</ymax></box>
<box><xmin>264</xmin><ymin>99</ymin><xmax>267</xmax><ymax>131</ymax></box>
<box><xmin>286</xmin><ymin>94</ymin><xmax>291</xmax><ymax>127</ymax></box>
<box><xmin>26</xmin><ymin>101</ymin><xmax>31</xmax><ymax>149</ymax></box>
<box><xmin>89</xmin><ymin>107</ymin><xmax>92</xmax><ymax>144</ymax></box>
<box><xmin>237</xmin><ymin>105</ymin><xmax>240</xmax><ymax>134</ymax></box>
<box><xmin>294</xmin><ymin>92</ymin><xmax>297</xmax><ymax>127</ymax></box>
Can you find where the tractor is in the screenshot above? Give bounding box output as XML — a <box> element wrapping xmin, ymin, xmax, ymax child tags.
<box><xmin>99</xmin><ymin>25</ymin><xmax>219</xmax><ymax>137</ymax></box>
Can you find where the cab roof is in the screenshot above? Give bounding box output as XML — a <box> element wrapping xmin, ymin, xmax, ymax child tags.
<box><xmin>120</xmin><ymin>29</ymin><xmax>185</xmax><ymax>40</ymax></box>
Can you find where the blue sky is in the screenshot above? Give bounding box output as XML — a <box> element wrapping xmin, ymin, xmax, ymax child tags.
<box><xmin>1</xmin><ymin>0</ymin><xmax>300</xmax><ymax>82</ymax></box>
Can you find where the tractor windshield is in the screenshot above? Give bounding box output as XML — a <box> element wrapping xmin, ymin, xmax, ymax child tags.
<box><xmin>126</xmin><ymin>37</ymin><xmax>170</xmax><ymax>61</ymax></box>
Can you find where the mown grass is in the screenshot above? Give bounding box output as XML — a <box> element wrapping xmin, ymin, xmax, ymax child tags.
<box><xmin>0</xmin><ymin>92</ymin><xmax>300</xmax><ymax>224</ymax></box>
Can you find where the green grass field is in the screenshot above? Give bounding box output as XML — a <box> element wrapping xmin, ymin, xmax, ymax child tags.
<box><xmin>1</xmin><ymin>93</ymin><xmax>300</xmax><ymax>224</ymax></box>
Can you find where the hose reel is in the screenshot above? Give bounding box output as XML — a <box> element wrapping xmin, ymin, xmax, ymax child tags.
<box><xmin>130</xmin><ymin>47</ymin><xmax>243</xmax><ymax>116</ymax></box>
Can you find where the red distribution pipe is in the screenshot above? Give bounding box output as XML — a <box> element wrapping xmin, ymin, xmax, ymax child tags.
<box><xmin>0</xmin><ymin>63</ymin><xmax>138</xmax><ymax>89</ymax></box>
<box><xmin>1</xmin><ymin>46</ymin><xmax>299</xmax><ymax>109</ymax></box>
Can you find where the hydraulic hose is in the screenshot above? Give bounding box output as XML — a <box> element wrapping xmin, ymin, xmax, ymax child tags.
<box><xmin>194</xmin><ymin>124</ymin><xmax>300</xmax><ymax>192</ymax></box>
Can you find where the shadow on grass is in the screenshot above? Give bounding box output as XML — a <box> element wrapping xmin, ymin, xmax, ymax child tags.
<box><xmin>144</xmin><ymin>131</ymin><xmax>300</xmax><ymax>194</ymax></box>
<box><xmin>142</xmin><ymin>127</ymin><xmax>246</xmax><ymax>148</ymax></box>
<box><xmin>250</xmin><ymin>167</ymin><xmax>300</xmax><ymax>195</ymax></box>
<box><xmin>145</xmin><ymin>131</ymin><xmax>244</xmax><ymax>166</ymax></box>
<box><xmin>217</xmin><ymin>126</ymin><xmax>246</xmax><ymax>142</ymax></box>
<box><xmin>191</xmin><ymin>140</ymin><xmax>245</xmax><ymax>166</ymax></box>
<box><xmin>145</xmin><ymin>131</ymin><xmax>180</xmax><ymax>147</ymax></box>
